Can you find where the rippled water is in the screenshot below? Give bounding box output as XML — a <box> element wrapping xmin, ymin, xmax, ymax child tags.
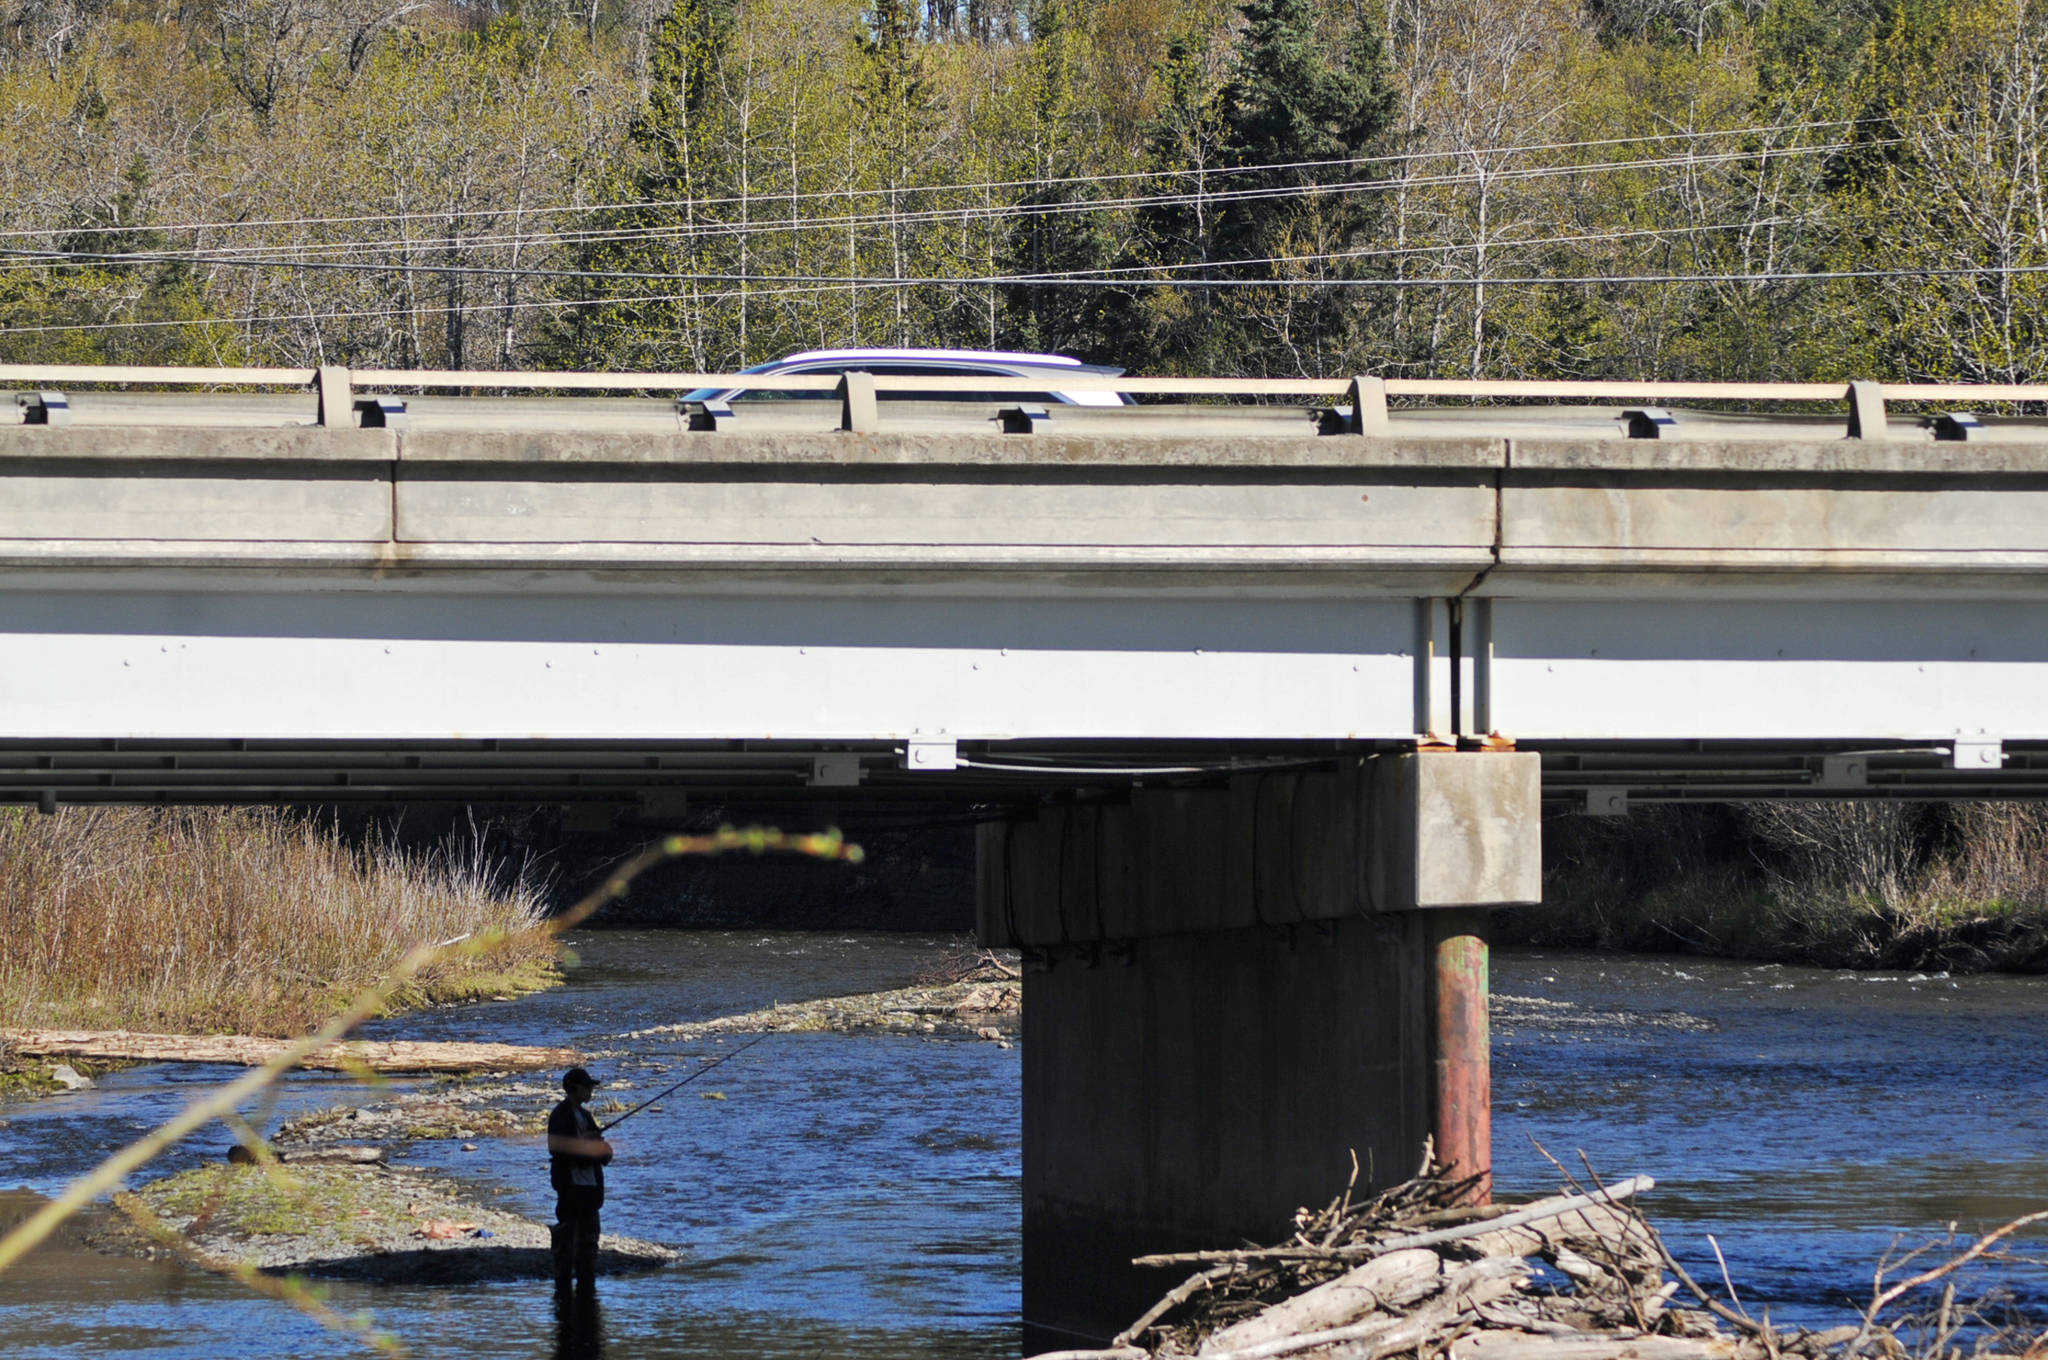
<box><xmin>5</xmin><ymin>939</ymin><xmax>2048</xmax><ymax>1355</ymax></box>
<box><xmin>1494</xmin><ymin>951</ymin><xmax>2048</xmax><ymax>1333</ymax></box>
<box><xmin>0</xmin><ymin>930</ymin><xmax>1021</xmax><ymax>1359</ymax></box>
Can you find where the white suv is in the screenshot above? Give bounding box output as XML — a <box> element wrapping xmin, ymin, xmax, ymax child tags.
<box><xmin>684</xmin><ymin>348</ymin><xmax>1135</xmax><ymax>407</ymax></box>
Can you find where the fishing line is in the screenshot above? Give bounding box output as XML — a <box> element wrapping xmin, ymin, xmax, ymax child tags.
<box><xmin>599</xmin><ymin>1031</ymin><xmax>772</xmax><ymax>1132</ymax></box>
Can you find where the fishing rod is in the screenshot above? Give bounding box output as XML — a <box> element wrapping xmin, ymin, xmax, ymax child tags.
<box><xmin>599</xmin><ymin>1033</ymin><xmax>772</xmax><ymax>1133</ymax></box>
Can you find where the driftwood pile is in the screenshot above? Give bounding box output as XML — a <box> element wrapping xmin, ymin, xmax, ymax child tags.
<box><xmin>1057</xmin><ymin>1162</ymin><xmax>2022</xmax><ymax>1360</ymax></box>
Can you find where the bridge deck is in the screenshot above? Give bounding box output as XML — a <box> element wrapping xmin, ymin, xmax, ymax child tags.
<box><xmin>2</xmin><ymin>368</ymin><xmax>2046</xmax><ymax>807</ymax></box>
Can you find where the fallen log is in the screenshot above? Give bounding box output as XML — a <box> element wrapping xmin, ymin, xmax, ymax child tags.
<box><xmin>1449</xmin><ymin>1333</ymin><xmax>1740</xmax><ymax>1360</ymax></box>
<box><xmin>1133</xmin><ymin>1176</ymin><xmax>1656</xmax><ymax>1273</ymax></box>
<box><xmin>229</xmin><ymin>1143</ymin><xmax>385</xmax><ymax>1166</ymax></box>
<box><xmin>1200</xmin><ymin>1258</ymin><xmax>1531</xmax><ymax>1360</ymax></box>
<box><xmin>1194</xmin><ymin>1249</ymin><xmax>1443</xmax><ymax>1355</ymax></box>
<box><xmin>1</xmin><ymin>1029</ymin><xmax>576</xmax><ymax>1074</ymax></box>
<box><xmin>1372</xmin><ymin>1176</ymin><xmax>1656</xmax><ymax>1257</ymax></box>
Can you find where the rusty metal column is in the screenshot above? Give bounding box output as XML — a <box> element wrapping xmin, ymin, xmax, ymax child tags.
<box><xmin>1428</xmin><ymin>906</ymin><xmax>1492</xmax><ymax>1203</ymax></box>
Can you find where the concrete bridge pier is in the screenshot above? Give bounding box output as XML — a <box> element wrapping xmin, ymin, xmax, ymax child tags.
<box><xmin>977</xmin><ymin>752</ymin><xmax>1541</xmax><ymax>1349</ymax></box>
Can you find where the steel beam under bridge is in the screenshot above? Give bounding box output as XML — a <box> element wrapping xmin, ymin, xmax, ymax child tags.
<box><xmin>0</xmin><ymin>583</ymin><xmax>2046</xmax><ymax>804</ymax></box>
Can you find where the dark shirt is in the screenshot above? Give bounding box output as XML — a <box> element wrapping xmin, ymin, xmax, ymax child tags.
<box><xmin>548</xmin><ymin>1097</ymin><xmax>606</xmax><ymax>1208</ymax></box>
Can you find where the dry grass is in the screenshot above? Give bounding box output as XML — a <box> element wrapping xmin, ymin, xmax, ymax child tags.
<box><xmin>1526</xmin><ymin>802</ymin><xmax>2048</xmax><ymax>971</ymax></box>
<box><xmin>0</xmin><ymin>807</ymin><xmax>554</xmax><ymax>1036</ymax></box>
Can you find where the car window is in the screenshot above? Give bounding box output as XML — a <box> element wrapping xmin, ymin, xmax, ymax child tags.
<box><xmin>870</xmin><ymin>363</ymin><xmax>1059</xmax><ymax>404</ymax></box>
<box><xmin>723</xmin><ymin>362</ymin><xmax>843</xmax><ymax>402</ymax></box>
<box><xmin>728</xmin><ymin>382</ymin><xmax>828</xmax><ymax>403</ymax></box>
<box><xmin>727</xmin><ymin>361</ymin><xmax>1063</xmax><ymax>405</ymax></box>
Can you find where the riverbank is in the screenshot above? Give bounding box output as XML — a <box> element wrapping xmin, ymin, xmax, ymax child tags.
<box><xmin>1521</xmin><ymin>802</ymin><xmax>2048</xmax><ymax>972</ymax></box>
<box><xmin>0</xmin><ymin>807</ymin><xmax>558</xmax><ymax>1039</ymax></box>
<box><xmin>111</xmin><ymin>1162</ymin><xmax>676</xmax><ymax>1283</ymax></box>
<box><xmin>74</xmin><ymin>946</ymin><xmax>1018</xmax><ymax>1289</ymax></box>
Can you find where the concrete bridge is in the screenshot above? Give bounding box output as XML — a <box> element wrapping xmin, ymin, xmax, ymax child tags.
<box><xmin>7</xmin><ymin>362</ymin><xmax>2048</xmax><ymax>1346</ymax></box>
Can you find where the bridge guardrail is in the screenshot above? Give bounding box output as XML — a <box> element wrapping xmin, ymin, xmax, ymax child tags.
<box><xmin>0</xmin><ymin>364</ymin><xmax>2043</xmax><ymax>440</ymax></box>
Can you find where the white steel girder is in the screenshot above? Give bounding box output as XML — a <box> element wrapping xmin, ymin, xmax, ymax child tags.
<box><xmin>2</xmin><ymin>580</ymin><xmax>2047</xmax><ymax>749</ymax></box>
<box><xmin>0</xmin><ymin>581</ymin><xmax>1420</xmax><ymax>742</ymax></box>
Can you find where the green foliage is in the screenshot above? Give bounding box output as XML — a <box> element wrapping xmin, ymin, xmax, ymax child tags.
<box><xmin>1123</xmin><ymin>0</ymin><xmax>1398</xmax><ymax>374</ymax></box>
<box><xmin>0</xmin><ymin>0</ymin><xmax>2039</xmax><ymax>382</ymax></box>
<box><xmin>1816</xmin><ymin>0</ymin><xmax>2048</xmax><ymax>382</ymax></box>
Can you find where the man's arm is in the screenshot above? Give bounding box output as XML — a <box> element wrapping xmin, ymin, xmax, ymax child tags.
<box><xmin>548</xmin><ymin>1131</ymin><xmax>614</xmax><ymax>1162</ymax></box>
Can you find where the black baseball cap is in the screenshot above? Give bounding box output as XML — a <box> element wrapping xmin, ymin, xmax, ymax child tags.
<box><xmin>562</xmin><ymin>1066</ymin><xmax>600</xmax><ymax>1090</ymax></box>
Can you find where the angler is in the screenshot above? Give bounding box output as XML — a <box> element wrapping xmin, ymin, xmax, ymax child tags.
<box><xmin>547</xmin><ymin>1066</ymin><xmax>612</xmax><ymax>1295</ymax></box>
<box><xmin>543</xmin><ymin>1036</ymin><xmax>769</xmax><ymax>1294</ymax></box>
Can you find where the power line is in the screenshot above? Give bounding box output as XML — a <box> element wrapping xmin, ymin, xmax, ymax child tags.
<box><xmin>246</xmin><ymin>139</ymin><xmax>1884</xmax><ymax>253</ymax></box>
<box><xmin>0</xmin><ymin>278</ymin><xmax>897</xmax><ymax>335</ymax></box>
<box><xmin>0</xmin><ymin>141</ymin><xmax>1873</xmax><ymax>285</ymax></box>
<box><xmin>0</xmin><ymin>115</ymin><xmax>1891</xmax><ymax>244</ymax></box>
<box><xmin>0</xmin><ymin>221</ymin><xmax>1811</xmax><ymax>336</ymax></box>
<box><xmin>0</xmin><ymin>216</ymin><xmax>1810</xmax><ymax>286</ymax></box>
<box><xmin>2</xmin><ymin>260</ymin><xmax>2041</xmax><ymax>343</ymax></box>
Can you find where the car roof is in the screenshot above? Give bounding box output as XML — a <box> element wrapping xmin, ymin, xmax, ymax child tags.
<box><xmin>704</xmin><ymin>347</ymin><xmax>1134</xmax><ymax>405</ymax></box>
<box><xmin>753</xmin><ymin>348</ymin><xmax>1124</xmax><ymax>376</ymax></box>
<box><xmin>770</xmin><ymin>348</ymin><xmax>1089</xmax><ymax>368</ymax></box>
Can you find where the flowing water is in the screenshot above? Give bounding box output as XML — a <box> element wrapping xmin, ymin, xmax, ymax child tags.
<box><xmin>1493</xmin><ymin>951</ymin><xmax>2048</xmax><ymax>1332</ymax></box>
<box><xmin>3</xmin><ymin>936</ymin><xmax>2047</xmax><ymax>1356</ymax></box>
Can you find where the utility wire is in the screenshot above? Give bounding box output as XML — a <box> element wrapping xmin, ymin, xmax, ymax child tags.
<box><xmin>0</xmin><ymin>140</ymin><xmax>1853</xmax><ymax>270</ymax></box>
<box><xmin>0</xmin><ymin>114</ymin><xmax>1895</xmax><ymax>243</ymax></box>
<box><xmin>0</xmin><ymin>141</ymin><xmax>1876</xmax><ymax>285</ymax></box>
<box><xmin>155</xmin><ymin>139</ymin><xmax>1880</xmax><ymax>257</ymax></box>
<box><xmin>0</xmin><ymin>279</ymin><xmax>890</xmax><ymax>334</ymax></box>
<box><xmin>13</xmin><ymin>239</ymin><xmax>2025</xmax><ymax>295</ymax></box>
<box><xmin>3</xmin><ymin>259</ymin><xmax>2039</xmax><ymax>340</ymax></box>
<box><xmin>0</xmin><ymin>217</ymin><xmax>1808</xmax><ymax>286</ymax></box>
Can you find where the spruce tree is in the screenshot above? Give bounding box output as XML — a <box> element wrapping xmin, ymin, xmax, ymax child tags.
<box><xmin>1128</xmin><ymin>0</ymin><xmax>1398</xmax><ymax>375</ymax></box>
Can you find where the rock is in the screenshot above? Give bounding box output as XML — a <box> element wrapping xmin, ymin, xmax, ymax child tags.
<box><xmin>461</xmin><ymin>1143</ymin><xmax>478</xmax><ymax>1152</ymax></box>
<box><xmin>976</xmin><ymin>1026</ymin><xmax>1002</xmax><ymax>1040</ymax></box>
<box><xmin>414</xmin><ymin>1219</ymin><xmax>478</xmax><ymax>1240</ymax></box>
<box><xmin>49</xmin><ymin>1063</ymin><xmax>91</xmax><ymax>1091</ymax></box>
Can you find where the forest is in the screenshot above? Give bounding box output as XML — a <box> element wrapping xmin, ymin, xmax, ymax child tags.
<box><xmin>0</xmin><ymin>0</ymin><xmax>2040</xmax><ymax>382</ymax></box>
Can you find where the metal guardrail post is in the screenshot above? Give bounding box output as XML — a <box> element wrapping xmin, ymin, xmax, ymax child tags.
<box><xmin>840</xmin><ymin>371</ymin><xmax>879</xmax><ymax>434</ymax></box>
<box><xmin>1347</xmin><ymin>375</ymin><xmax>1389</xmax><ymax>434</ymax></box>
<box><xmin>1847</xmin><ymin>379</ymin><xmax>1888</xmax><ymax>440</ymax></box>
<box><xmin>315</xmin><ymin>367</ymin><xmax>353</xmax><ymax>428</ymax></box>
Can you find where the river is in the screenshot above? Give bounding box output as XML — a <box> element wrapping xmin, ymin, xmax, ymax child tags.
<box><xmin>2</xmin><ymin>935</ymin><xmax>2046</xmax><ymax>1356</ymax></box>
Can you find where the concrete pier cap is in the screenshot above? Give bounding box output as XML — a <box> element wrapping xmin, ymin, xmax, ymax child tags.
<box><xmin>977</xmin><ymin>750</ymin><xmax>1541</xmax><ymax>1349</ymax></box>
